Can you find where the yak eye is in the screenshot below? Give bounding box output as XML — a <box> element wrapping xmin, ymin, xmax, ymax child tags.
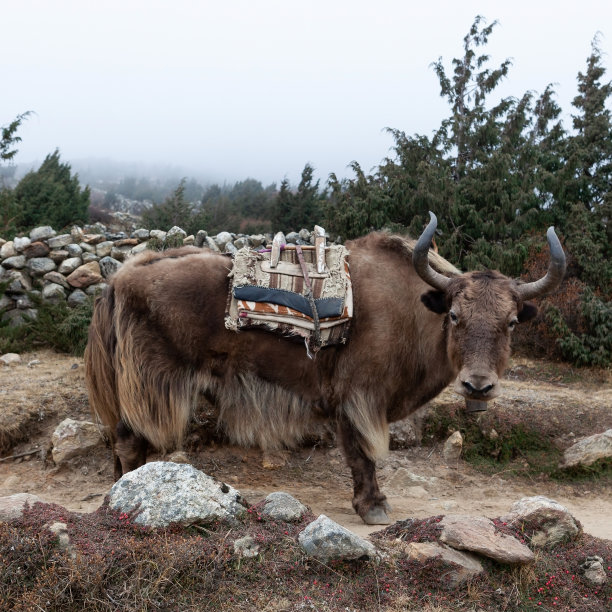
<box><xmin>508</xmin><ymin>317</ymin><xmax>519</xmax><ymax>330</ymax></box>
<box><xmin>449</xmin><ymin>311</ymin><xmax>458</xmax><ymax>325</ymax></box>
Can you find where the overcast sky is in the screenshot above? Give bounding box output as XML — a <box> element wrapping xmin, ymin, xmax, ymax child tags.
<box><xmin>4</xmin><ymin>0</ymin><xmax>612</xmax><ymax>187</ymax></box>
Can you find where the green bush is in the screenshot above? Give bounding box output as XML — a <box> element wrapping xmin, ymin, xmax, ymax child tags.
<box><xmin>0</xmin><ymin>291</ymin><xmax>94</xmax><ymax>356</ymax></box>
<box><xmin>545</xmin><ymin>289</ymin><xmax>612</xmax><ymax>367</ymax></box>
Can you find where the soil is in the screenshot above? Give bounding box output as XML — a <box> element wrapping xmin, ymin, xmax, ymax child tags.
<box><xmin>1</xmin><ymin>349</ymin><xmax>611</xmax><ymax>541</ymax></box>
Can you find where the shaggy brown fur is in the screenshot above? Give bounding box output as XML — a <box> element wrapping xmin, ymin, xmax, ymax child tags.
<box><xmin>85</xmin><ymin>235</ymin><xmax>543</xmax><ymax>524</ymax></box>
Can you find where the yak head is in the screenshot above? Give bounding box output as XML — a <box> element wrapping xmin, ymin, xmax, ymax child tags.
<box><xmin>413</xmin><ymin>212</ymin><xmax>566</xmax><ymax>404</ymax></box>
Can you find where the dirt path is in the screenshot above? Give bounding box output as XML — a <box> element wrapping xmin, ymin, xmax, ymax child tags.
<box><xmin>1</xmin><ymin>350</ymin><xmax>611</xmax><ymax>540</ymax></box>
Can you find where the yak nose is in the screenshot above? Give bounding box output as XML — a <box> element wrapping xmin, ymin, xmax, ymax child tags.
<box><xmin>461</xmin><ymin>376</ymin><xmax>495</xmax><ymax>397</ymax></box>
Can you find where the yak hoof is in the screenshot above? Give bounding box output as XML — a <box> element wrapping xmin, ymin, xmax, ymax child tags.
<box><xmin>362</xmin><ymin>506</ymin><xmax>392</xmax><ymax>525</ymax></box>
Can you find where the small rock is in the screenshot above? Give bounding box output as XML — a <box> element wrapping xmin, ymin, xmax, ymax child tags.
<box><xmin>405</xmin><ymin>541</ymin><xmax>483</xmax><ymax>586</ymax></box>
<box><xmin>0</xmin><ymin>353</ymin><xmax>21</xmax><ymax>366</ymax></box>
<box><xmin>46</xmin><ymin>521</ymin><xmax>75</xmax><ymax>558</ymax></box>
<box><xmin>48</xmin><ymin>234</ymin><xmax>73</xmax><ymax>249</ymax></box>
<box><xmin>49</xmin><ymin>249</ymin><xmax>69</xmax><ymax>263</ymax></box>
<box><xmin>95</xmin><ymin>241</ymin><xmax>113</xmax><ymax>258</ymax></box>
<box><xmin>29</xmin><ymin>226</ymin><xmax>56</xmax><ymax>242</ymax></box>
<box><xmin>27</xmin><ymin>257</ymin><xmax>57</xmax><ymax>276</ymax></box>
<box><xmin>0</xmin><ymin>241</ymin><xmax>16</xmax><ymax>259</ymax></box>
<box><xmin>298</xmin><ymin>514</ymin><xmax>378</xmax><ymax>562</ymax></box>
<box><xmin>0</xmin><ymin>493</ymin><xmax>43</xmax><ymax>521</ymax></box>
<box><xmin>58</xmin><ymin>257</ymin><xmax>83</xmax><ymax>275</ymax></box>
<box><xmin>2</xmin><ymin>255</ymin><xmax>26</xmax><ymax>269</ymax></box>
<box><xmin>51</xmin><ymin>418</ymin><xmax>106</xmax><ymax>464</ymax></box>
<box><xmin>66</xmin><ymin>243</ymin><xmax>83</xmax><ymax>257</ymax></box>
<box><xmin>205</xmin><ymin>237</ymin><xmax>220</xmax><ymax>252</ymax></box>
<box><xmin>67</xmin><ymin>289</ymin><xmax>88</xmax><ymax>307</ymax></box>
<box><xmin>580</xmin><ymin>556</ymin><xmax>607</xmax><ymax>585</ymax></box>
<box><xmin>234</xmin><ymin>536</ymin><xmax>260</xmax><ymax>558</ymax></box>
<box><xmin>389</xmin><ymin>419</ymin><xmax>418</xmax><ymax>449</ymax></box>
<box><xmin>42</xmin><ymin>283</ymin><xmax>67</xmax><ymax>302</ymax></box>
<box><xmin>250</xmin><ymin>234</ymin><xmax>266</xmax><ymax>248</ymax></box>
<box><xmin>66</xmin><ymin>262</ymin><xmax>103</xmax><ymax>288</ymax></box>
<box><xmin>80</xmin><ymin>233</ymin><xmax>106</xmax><ymax>245</ymax></box>
<box><xmin>13</xmin><ymin>236</ymin><xmax>31</xmax><ymax>252</ymax></box>
<box><xmin>132</xmin><ymin>228</ymin><xmax>150</xmax><ymax>240</ymax></box>
<box><xmin>23</xmin><ymin>241</ymin><xmax>50</xmax><ymax>258</ymax></box>
<box><xmin>43</xmin><ymin>271</ymin><xmax>70</xmax><ymax>289</ymax></box>
<box><xmin>560</xmin><ymin>430</ymin><xmax>612</xmax><ymax>469</ymax></box>
<box><xmin>262</xmin><ymin>492</ymin><xmax>308</xmax><ymax>522</ymax></box>
<box><xmin>500</xmin><ymin>496</ymin><xmax>581</xmax><ymax>547</ymax></box>
<box><xmin>440</xmin><ymin>514</ymin><xmax>534</xmax><ymax>564</ymax></box>
<box><xmin>167</xmin><ymin>451</ymin><xmax>190</xmax><ymax>464</ymax></box>
<box><xmin>215</xmin><ymin>231</ymin><xmax>233</xmax><ymax>250</ymax></box>
<box><xmin>194</xmin><ymin>230</ymin><xmax>208</xmax><ymax>247</ymax></box>
<box><xmin>167</xmin><ymin>226</ymin><xmax>187</xmax><ymax>241</ymax></box>
<box><xmin>85</xmin><ymin>282</ymin><xmax>108</xmax><ymax>295</ymax></box>
<box><xmin>443</xmin><ymin>431</ymin><xmax>463</xmax><ymax>465</ymax></box>
<box><xmin>130</xmin><ymin>242</ymin><xmax>148</xmax><ymax>255</ymax></box>
<box><xmin>4</xmin><ymin>270</ymin><xmax>32</xmax><ymax>293</ymax></box>
<box><xmin>98</xmin><ymin>256</ymin><xmax>122</xmax><ymax>279</ymax></box>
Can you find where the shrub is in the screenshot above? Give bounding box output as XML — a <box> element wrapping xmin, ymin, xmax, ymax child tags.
<box><xmin>546</xmin><ymin>289</ymin><xmax>612</xmax><ymax>367</ymax></box>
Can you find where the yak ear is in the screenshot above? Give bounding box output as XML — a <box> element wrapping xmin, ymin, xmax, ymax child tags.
<box><xmin>518</xmin><ymin>301</ymin><xmax>538</xmax><ymax>322</ymax></box>
<box><xmin>421</xmin><ymin>290</ymin><xmax>448</xmax><ymax>314</ymax></box>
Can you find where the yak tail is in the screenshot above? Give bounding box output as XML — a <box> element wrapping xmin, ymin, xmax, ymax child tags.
<box><xmin>343</xmin><ymin>391</ymin><xmax>389</xmax><ymax>461</ymax></box>
<box><xmin>85</xmin><ymin>286</ymin><xmax>206</xmax><ymax>452</ymax></box>
<box><xmin>84</xmin><ymin>287</ymin><xmax>121</xmax><ymax>432</ymax></box>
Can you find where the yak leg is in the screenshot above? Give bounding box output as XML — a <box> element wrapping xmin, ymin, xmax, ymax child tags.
<box><xmin>113</xmin><ymin>420</ymin><xmax>149</xmax><ymax>480</ymax></box>
<box><xmin>338</xmin><ymin>418</ymin><xmax>391</xmax><ymax>525</ymax></box>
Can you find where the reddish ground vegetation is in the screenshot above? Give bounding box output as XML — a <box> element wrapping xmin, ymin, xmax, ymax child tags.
<box><xmin>1</xmin><ymin>500</ymin><xmax>610</xmax><ymax>611</ymax></box>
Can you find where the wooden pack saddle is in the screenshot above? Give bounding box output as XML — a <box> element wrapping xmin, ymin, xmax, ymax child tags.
<box><xmin>225</xmin><ymin>228</ymin><xmax>352</xmax><ymax>355</ymax></box>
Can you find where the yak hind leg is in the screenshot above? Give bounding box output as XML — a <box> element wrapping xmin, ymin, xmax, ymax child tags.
<box><xmin>113</xmin><ymin>420</ymin><xmax>149</xmax><ymax>480</ymax></box>
<box><xmin>338</xmin><ymin>417</ymin><xmax>392</xmax><ymax>525</ymax></box>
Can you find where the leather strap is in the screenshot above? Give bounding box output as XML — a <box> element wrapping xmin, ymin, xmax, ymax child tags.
<box><xmin>295</xmin><ymin>245</ymin><xmax>322</xmax><ymax>352</ymax></box>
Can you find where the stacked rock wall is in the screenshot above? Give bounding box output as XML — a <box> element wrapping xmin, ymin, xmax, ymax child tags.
<box><xmin>0</xmin><ymin>223</ymin><xmax>321</xmax><ymax>326</ymax></box>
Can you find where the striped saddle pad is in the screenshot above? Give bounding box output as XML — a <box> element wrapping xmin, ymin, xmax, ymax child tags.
<box><xmin>224</xmin><ymin>244</ymin><xmax>352</xmax><ymax>354</ymax></box>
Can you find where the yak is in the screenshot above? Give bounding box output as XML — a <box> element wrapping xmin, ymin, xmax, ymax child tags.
<box><xmin>84</xmin><ymin>212</ymin><xmax>566</xmax><ymax>524</ymax></box>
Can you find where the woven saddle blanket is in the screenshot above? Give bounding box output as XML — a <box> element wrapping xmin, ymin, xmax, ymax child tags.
<box><xmin>225</xmin><ymin>242</ymin><xmax>352</xmax><ymax>354</ymax></box>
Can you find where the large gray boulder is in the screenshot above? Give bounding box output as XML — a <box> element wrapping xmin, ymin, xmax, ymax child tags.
<box><xmin>298</xmin><ymin>515</ymin><xmax>378</xmax><ymax>562</ymax></box>
<box><xmin>108</xmin><ymin>462</ymin><xmax>246</xmax><ymax>527</ymax></box>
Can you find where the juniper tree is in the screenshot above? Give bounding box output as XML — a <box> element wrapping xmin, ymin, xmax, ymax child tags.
<box><xmin>14</xmin><ymin>149</ymin><xmax>90</xmax><ymax>231</ymax></box>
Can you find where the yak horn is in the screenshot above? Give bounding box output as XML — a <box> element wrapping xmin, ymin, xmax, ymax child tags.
<box><xmin>517</xmin><ymin>227</ymin><xmax>566</xmax><ymax>300</ymax></box>
<box><xmin>412</xmin><ymin>211</ymin><xmax>452</xmax><ymax>291</ymax></box>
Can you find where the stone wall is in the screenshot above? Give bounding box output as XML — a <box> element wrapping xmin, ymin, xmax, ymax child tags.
<box><xmin>0</xmin><ymin>223</ymin><xmax>322</xmax><ymax>326</ymax></box>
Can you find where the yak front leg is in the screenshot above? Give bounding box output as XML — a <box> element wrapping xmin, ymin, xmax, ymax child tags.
<box><xmin>113</xmin><ymin>420</ymin><xmax>149</xmax><ymax>480</ymax></box>
<box><xmin>337</xmin><ymin>417</ymin><xmax>391</xmax><ymax>525</ymax></box>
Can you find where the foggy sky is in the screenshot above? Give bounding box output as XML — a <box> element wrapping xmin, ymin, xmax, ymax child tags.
<box><xmin>4</xmin><ymin>0</ymin><xmax>612</xmax><ymax>187</ymax></box>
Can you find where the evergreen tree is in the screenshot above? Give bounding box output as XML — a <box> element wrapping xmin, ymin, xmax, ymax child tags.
<box><xmin>14</xmin><ymin>149</ymin><xmax>90</xmax><ymax>231</ymax></box>
<box><xmin>0</xmin><ymin>112</ymin><xmax>31</xmax><ymax>237</ymax></box>
<box><xmin>556</xmin><ymin>38</ymin><xmax>612</xmax><ymax>294</ymax></box>
<box><xmin>141</xmin><ymin>178</ymin><xmax>206</xmax><ymax>234</ymax></box>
